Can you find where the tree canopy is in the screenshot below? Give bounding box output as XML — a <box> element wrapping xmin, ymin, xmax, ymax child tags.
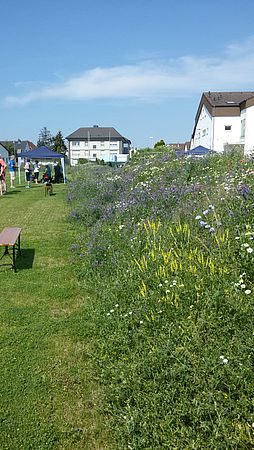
<box><xmin>52</xmin><ymin>131</ymin><xmax>67</xmax><ymax>155</ymax></box>
<box><xmin>37</xmin><ymin>127</ymin><xmax>53</xmax><ymax>148</ymax></box>
<box><xmin>37</xmin><ymin>128</ymin><xmax>67</xmax><ymax>155</ymax></box>
<box><xmin>154</xmin><ymin>139</ymin><xmax>166</xmax><ymax>148</ymax></box>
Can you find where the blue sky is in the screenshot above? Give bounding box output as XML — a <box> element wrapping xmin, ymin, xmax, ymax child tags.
<box><xmin>1</xmin><ymin>0</ymin><xmax>254</xmax><ymax>147</ymax></box>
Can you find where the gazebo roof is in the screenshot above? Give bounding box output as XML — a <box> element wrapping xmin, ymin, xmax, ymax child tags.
<box><xmin>19</xmin><ymin>146</ymin><xmax>64</xmax><ymax>159</ymax></box>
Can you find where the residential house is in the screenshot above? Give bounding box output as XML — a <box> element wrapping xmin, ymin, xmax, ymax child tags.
<box><xmin>66</xmin><ymin>126</ymin><xmax>131</xmax><ymax>166</ymax></box>
<box><xmin>1</xmin><ymin>140</ymin><xmax>36</xmax><ymax>156</ymax></box>
<box><xmin>14</xmin><ymin>140</ymin><xmax>36</xmax><ymax>155</ymax></box>
<box><xmin>0</xmin><ymin>142</ymin><xmax>9</xmax><ymax>162</ymax></box>
<box><xmin>191</xmin><ymin>92</ymin><xmax>254</xmax><ymax>154</ymax></box>
<box><xmin>166</xmin><ymin>142</ymin><xmax>190</xmax><ymax>152</ymax></box>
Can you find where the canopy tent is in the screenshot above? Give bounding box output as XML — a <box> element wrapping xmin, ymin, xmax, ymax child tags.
<box><xmin>188</xmin><ymin>145</ymin><xmax>215</xmax><ymax>156</ymax></box>
<box><xmin>18</xmin><ymin>146</ymin><xmax>66</xmax><ymax>184</ymax></box>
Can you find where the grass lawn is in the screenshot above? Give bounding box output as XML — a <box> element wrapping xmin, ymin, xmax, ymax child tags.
<box><xmin>0</xmin><ymin>182</ymin><xmax>110</xmax><ymax>450</ymax></box>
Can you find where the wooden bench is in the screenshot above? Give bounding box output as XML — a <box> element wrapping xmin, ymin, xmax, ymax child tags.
<box><xmin>0</xmin><ymin>227</ymin><xmax>21</xmax><ymax>272</ymax></box>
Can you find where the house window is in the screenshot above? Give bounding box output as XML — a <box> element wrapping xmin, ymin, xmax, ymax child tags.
<box><xmin>73</xmin><ymin>141</ymin><xmax>80</xmax><ymax>146</ymax></box>
<box><xmin>93</xmin><ymin>153</ymin><xmax>97</xmax><ymax>158</ymax></box>
<box><xmin>84</xmin><ymin>142</ymin><xmax>88</xmax><ymax>146</ymax></box>
<box><xmin>100</xmin><ymin>142</ymin><xmax>105</xmax><ymax>147</ymax></box>
<box><xmin>225</xmin><ymin>125</ymin><xmax>232</xmax><ymax>131</ymax></box>
<box><xmin>202</xmin><ymin>129</ymin><xmax>206</xmax><ymax>137</ymax></box>
<box><xmin>93</xmin><ymin>145</ymin><xmax>96</xmax><ymax>149</ymax></box>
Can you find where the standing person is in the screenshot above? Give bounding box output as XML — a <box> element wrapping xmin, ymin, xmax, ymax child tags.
<box><xmin>0</xmin><ymin>159</ymin><xmax>3</xmax><ymax>196</ymax></box>
<box><xmin>33</xmin><ymin>160</ymin><xmax>40</xmax><ymax>184</ymax></box>
<box><xmin>59</xmin><ymin>162</ymin><xmax>63</xmax><ymax>182</ymax></box>
<box><xmin>24</xmin><ymin>158</ymin><xmax>32</xmax><ymax>188</ymax></box>
<box><xmin>45</xmin><ymin>164</ymin><xmax>52</xmax><ymax>181</ymax></box>
<box><xmin>8</xmin><ymin>155</ymin><xmax>16</xmax><ymax>188</ymax></box>
<box><xmin>0</xmin><ymin>154</ymin><xmax>7</xmax><ymax>194</ymax></box>
<box><xmin>54</xmin><ymin>162</ymin><xmax>61</xmax><ymax>183</ymax></box>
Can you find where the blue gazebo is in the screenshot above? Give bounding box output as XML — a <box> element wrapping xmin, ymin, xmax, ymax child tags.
<box><xmin>18</xmin><ymin>146</ymin><xmax>66</xmax><ymax>184</ymax></box>
<box><xmin>188</xmin><ymin>145</ymin><xmax>215</xmax><ymax>156</ymax></box>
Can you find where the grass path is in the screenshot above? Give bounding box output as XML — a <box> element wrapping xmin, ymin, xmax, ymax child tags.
<box><xmin>0</xmin><ymin>183</ymin><xmax>109</xmax><ymax>449</ymax></box>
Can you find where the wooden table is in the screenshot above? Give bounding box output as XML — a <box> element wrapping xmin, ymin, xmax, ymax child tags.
<box><xmin>0</xmin><ymin>227</ymin><xmax>22</xmax><ymax>272</ymax></box>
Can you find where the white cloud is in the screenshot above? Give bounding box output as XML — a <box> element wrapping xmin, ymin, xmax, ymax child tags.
<box><xmin>5</xmin><ymin>36</ymin><xmax>254</xmax><ymax>106</ymax></box>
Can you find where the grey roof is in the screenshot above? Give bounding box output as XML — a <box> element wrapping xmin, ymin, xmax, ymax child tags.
<box><xmin>66</xmin><ymin>127</ymin><xmax>131</xmax><ymax>143</ymax></box>
<box><xmin>0</xmin><ymin>140</ymin><xmax>36</xmax><ymax>154</ymax></box>
<box><xmin>204</xmin><ymin>91</ymin><xmax>254</xmax><ymax>107</ymax></box>
<box><xmin>13</xmin><ymin>140</ymin><xmax>36</xmax><ymax>153</ymax></box>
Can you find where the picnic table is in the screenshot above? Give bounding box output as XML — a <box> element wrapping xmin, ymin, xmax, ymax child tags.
<box><xmin>0</xmin><ymin>227</ymin><xmax>21</xmax><ymax>272</ymax></box>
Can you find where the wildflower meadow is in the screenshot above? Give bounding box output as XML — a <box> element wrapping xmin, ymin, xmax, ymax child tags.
<box><xmin>68</xmin><ymin>149</ymin><xmax>254</xmax><ymax>449</ymax></box>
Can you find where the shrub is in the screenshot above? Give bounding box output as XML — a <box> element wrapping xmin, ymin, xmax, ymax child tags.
<box><xmin>78</xmin><ymin>158</ymin><xmax>89</xmax><ymax>164</ymax></box>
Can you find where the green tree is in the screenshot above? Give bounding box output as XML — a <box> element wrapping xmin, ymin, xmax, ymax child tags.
<box><xmin>154</xmin><ymin>139</ymin><xmax>166</xmax><ymax>148</ymax></box>
<box><xmin>52</xmin><ymin>131</ymin><xmax>67</xmax><ymax>155</ymax></box>
<box><xmin>37</xmin><ymin>127</ymin><xmax>53</xmax><ymax>148</ymax></box>
<box><xmin>1</xmin><ymin>141</ymin><xmax>14</xmax><ymax>155</ymax></box>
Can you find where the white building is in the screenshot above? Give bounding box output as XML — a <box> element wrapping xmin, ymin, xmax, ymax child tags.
<box><xmin>191</xmin><ymin>92</ymin><xmax>254</xmax><ymax>154</ymax></box>
<box><xmin>66</xmin><ymin>126</ymin><xmax>131</xmax><ymax>166</ymax></box>
<box><xmin>0</xmin><ymin>142</ymin><xmax>9</xmax><ymax>162</ymax></box>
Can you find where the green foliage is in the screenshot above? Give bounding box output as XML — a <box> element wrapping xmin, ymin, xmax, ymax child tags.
<box><xmin>96</xmin><ymin>158</ymin><xmax>106</xmax><ymax>165</ymax></box>
<box><xmin>52</xmin><ymin>130</ymin><xmax>67</xmax><ymax>155</ymax></box>
<box><xmin>78</xmin><ymin>158</ymin><xmax>89</xmax><ymax>164</ymax></box>
<box><xmin>154</xmin><ymin>139</ymin><xmax>166</xmax><ymax>148</ymax></box>
<box><xmin>37</xmin><ymin>126</ymin><xmax>53</xmax><ymax>148</ymax></box>
<box><xmin>1</xmin><ymin>141</ymin><xmax>14</xmax><ymax>155</ymax></box>
<box><xmin>224</xmin><ymin>143</ymin><xmax>244</xmax><ymax>158</ymax></box>
<box><xmin>37</xmin><ymin>128</ymin><xmax>68</xmax><ymax>155</ymax></box>
<box><xmin>68</xmin><ymin>149</ymin><xmax>254</xmax><ymax>448</ymax></box>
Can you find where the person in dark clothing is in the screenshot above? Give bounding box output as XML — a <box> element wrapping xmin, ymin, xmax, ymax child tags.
<box><xmin>54</xmin><ymin>162</ymin><xmax>61</xmax><ymax>183</ymax></box>
<box><xmin>42</xmin><ymin>164</ymin><xmax>52</xmax><ymax>183</ymax></box>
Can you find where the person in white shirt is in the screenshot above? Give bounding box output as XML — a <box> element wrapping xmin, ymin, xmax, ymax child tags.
<box><xmin>33</xmin><ymin>160</ymin><xmax>40</xmax><ymax>184</ymax></box>
<box><xmin>24</xmin><ymin>158</ymin><xmax>32</xmax><ymax>188</ymax></box>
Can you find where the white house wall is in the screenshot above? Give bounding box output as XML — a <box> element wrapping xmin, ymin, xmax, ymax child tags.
<box><xmin>0</xmin><ymin>144</ymin><xmax>9</xmax><ymax>162</ymax></box>
<box><xmin>213</xmin><ymin>116</ymin><xmax>241</xmax><ymax>152</ymax></box>
<box><xmin>192</xmin><ymin>105</ymin><xmax>213</xmax><ymax>149</ymax></box>
<box><xmin>192</xmin><ymin>97</ymin><xmax>254</xmax><ymax>154</ymax></box>
<box><xmin>69</xmin><ymin>140</ymin><xmax>129</xmax><ymax>165</ymax></box>
<box><xmin>244</xmin><ymin>105</ymin><xmax>254</xmax><ymax>153</ymax></box>
<box><xmin>192</xmin><ymin>106</ymin><xmax>246</xmax><ymax>153</ymax></box>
